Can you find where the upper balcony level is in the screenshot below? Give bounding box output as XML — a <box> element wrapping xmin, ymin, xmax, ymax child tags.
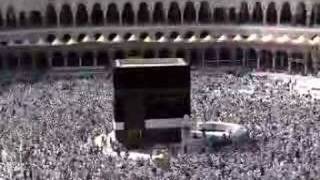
<box><xmin>1</xmin><ymin>0</ymin><xmax>320</xmax><ymax>32</ymax></box>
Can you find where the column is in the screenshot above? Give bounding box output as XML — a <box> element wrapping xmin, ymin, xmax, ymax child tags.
<box><xmin>249</xmin><ymin>7</ymin><xmax>253</xmax><ymax>23</ymax></box>
<box><xmin>154</xmin><ymin>49</ymin><xmax>159</xmax><ymax>58</ymax></box>
<box><xmin>263</xmin><ymin>9</ymin><xmax>267</xmax><ymax>25</ymax></box>
<box><xmin>119</xmin><ymin>5</ymin><xmax>123</xmax><ymax>25</ymax></box>
<box><xmin>87</xmin><ymin>7</ymin><xmax>93</xmax><ymax>25</ymax></box>
<box><xmin>1</xmin><ymin>52</ymin><xmax>6</xmax><ymax>70</ymax></box>
<box><xmin>288</xmin><ymin>53</ymin><xmax>292</xmax><ymax>73</ymax></box>
<box><xmin>149</xmin><ymin>3</ymin><xmax>154</xmax><ymax>24</ymax></box>
<box><xmin>164</xmin><ymin>3</ymin><xmax>169</xmax><ymax>24</ymax></box>
<box><xmin>257</xmin><ymin>50</ymin><xmax>261</xmax><ymax>70</ymax></box>
<box><xmin>292</xmin><ymin>11</ymin><xmax>297</xmax><ymax>25</ymax></box>
<box><xmin>93</xmin><ymin>52</ymin><xmax>98</xmax><ymax>67</ymax></box>
<box><xmin>48</xmin><ymin>54</ymin><xmax>53</xmax><ymax>68</ymax></box>
<box><xmin>31</xmin><ymin>53</ymin><xmax>37</xmax><ymax>70</ymax></box>
<box><xmin>314</xmin><ymin>7</ymin><xmax>318</xmax><ymax>26</ymax></box>
<box><xmin>231</xmin><ymin>48</ymin><xmax>236</xmax><ymax>66</ymax></box>
<box><xmin>280</xmin><ymin>53</ymin><xmax>285</xmax><ymax>68</ymax></box>
<box><xmin>272</xmin><ymin>51</ymin><xmax>276</xmax><ymax>71</ymax></box>
<box><xmin>72</xmin><ymin>6</ymin><xmax>77</xmax><ymax>27</ymax></box>
<box><xmin>235</xmin><ymin>9</ymin><xmax>240</xmax><ymax>24</ymax></box>
<box><xmin>200</xmin><ymin>49</ymin><xmax>205</xmax><ymax>69</ymax></box>
<box><xmin>242</xmin><ymin>49</ymin><xmax>247</xmax><ymax>67</ymax></box>
<box><xmin>181</xmin><ymin>4</ymin><xmax>184</xmax><ymax>24</ymax></box>
<box><xmin>185</xmin><ymin>50</ymin><xmax>191</xmax><ymax>65</ymax></box>
<box><xmin>56</xmin><ymin>6</ymin><xmax>61</xmax><ymax>27</ymax></box>
<box><xmin>225</xmin><ymin>9</ymin><xmax>230</xmax><ymax>24</ymax></box>
<box><xmin>63</xmin><ymin>52</ymin><xmax>67</xmax><ymax>67</ymax></box>
<box><xmin>216</xmin><ymin>47</ymin><xmax>220</xmax><ymax>67</ymax></box>
<box><xmin>79</xmin><ymin>53</ymin><xmax>82</xmax><ymax>67</ymax></box>
<box><xmin>110</xmin><ymin>49</ymin><xmax>116</xmax><ymax>62</ymax></box>
<box><xmin>307</xmin><ymin>12</ymin><xmax>312</xmax><ymax>27</ymax></box>
<box><xmin>17</xmin><ymin>53</ymin><xmax>22</xmax><ymax>70</ymax></box>
<box><xmin>133</xmin><ymin>5</ymin><xmax>138</xmax><ymax>25</ymax></box>
<box><xmin>195</xmin><ymin>3</ymin><xmax>200</xmax><ymax>24</ymax></box>
<box><xmin>311</xmin><ymin>50</ymin><xmax>318</xmax><ymax>73</ymax></box>
<box><xmin>277</xmin><ymin>8</ymin><xmax>282</xmax><ymax>25</ymax></box>
<box><xmin>304</xmin><ymin>52</ymin><xmax>309</xmax><ymax>75</ymax></box>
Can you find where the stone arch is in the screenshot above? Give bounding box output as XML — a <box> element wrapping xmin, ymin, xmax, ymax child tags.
<box><xmin>0</xmin><ymin>56</ymin><xmax>3</xmax><ymax>69</ymax></box>
<box><xmin>219</xmin><ymin>47</ymin><xmax>231</xmax><ymax>66</ymax></box>
<box><xmin>97</xmin><ymin>52</ymin><xmax>109</xmax><ymax>66</ymax></box>
<box><xmin>114</xmin><ymin>50</ymin><xmax>126</xmax><ymax>59</ymax></box>
<box><xmin>138</xmin><ymin>2</ymin><xmax>150</xmax><ymax>24</ymax></box>
<box><xmin>295</xmin><ymin>2</ymin><xmax>306</xmax><ymax>26</ymax></box>
<box><xmin>128</xmin><ymin>49</ymin><xmax>141</xmax><ymax>58</ymax></box>
<box><xmin>205</xmin><ymin>48</ymin><xmax>217</xmax><ymax>67</ymax></box>
<box><xmin>199</xmin><ymin>1</ymin><xmax>211</xmax><ymax>24</ymax></box>
<box><xmin>0</xmin><ymin>11</ymin><xmax>3</xmax><ymax>27</ymax></box>
<box><xmin>155</xmin><ymin>32</ymin><xmax>164</xmax><ymax>40</ymax></box>
<box><xmin>94</xmin><ymin>33</ymin><xmax>102</xmax><ymax>40</ymax></box>
<box><xmin>107</xmin><ymin>3</ymin><xmax>120</xmax><ymax>24</ymax></box>
<box><xmin>91</xmin><ymin>3</ymin><xmax>104</xmax><ymax>25</ymax></box>
<box><xmin>247</xmin><ymin>48</ymin><xmax>257</xmax><ymax>68</ymax></box>
<box><xmin>46</xmin><ymin>4</ymin><xmax>57</xmax><ymax>26</ymax></box>
<box><xmin>30</xmin><ymin>11</ymin><xmax>42</xmax><ymax>27</ymax></box>
<box><xmin>291</xmin><ymin>52</ymin><xmax>304</xmax><ymax>73</ymax></box>
<box><xmin>260</xmin><ymin>50</ymin><xmax>273</xmax><ymax>70</ymax></box>
<box><xmin>140</xmin><ymin>32</ymin><xmax>149</xmax><ymax>40</ymax></box>
<box><xmin>213</xmin><ymin>8</ymin><xmax>225</xmax><ymax>23</ymax></box>
<box><xmin>235</xmin><ymin>48</ymin><xmax>243</xmax><ymax>65</ymax></box>
<box><xmin>184</xmin><ymin>2</ymin><xmax>196</xmax><ymax>24</ymax></box>
<box><xmin>34</xmin><ymin>52</ymin><xmax>48</xmax><ymax>70</ymax></box>
<box><xmin>266</xmin><ymin>2</ymin><xmax>277</xmax><ymax>25</ymax></box>
<box><xmin>280</xmin><ymin>2</ymin><xmax>292</xmax><ymax>25</ymax></box>
<box><xmin>275</xmin><ymin>51</ymin><xmax>288</xmax><ymax>70</ymax></box>
<box><xmin>62</xmin><ymin>34</ymin><xmax>71</xmax><ymax>42</ymax></box>
<box><xmin>82</xmin><ymin>52</ymin><xmax>94</xmax><ymax>66</ymax></box>
<box><xmin>124</xmin><ymin>32</ymin><xmax>132</xmax><ymax>40</ymax></box>
<box><xmin>200</xmin><ymin>30</ymin><xmax>209</xmax><ymax>38</ymax></box>
<box><xmin>252</xmin><ymin>2</ymin><xmax>263</xmax><ymax>24</ymax></box>
<box><xmin>176</xmin><ymin>49</ymin><xmax>186</xmax><ymax>59</ymax></box>
<box><xmin>52</xmin><ymin>52</ymin><xmax>64</xmax><ymax>67</ymax></box>
<box><xmin>67</xmin><ymin>52</ymin><xmax>79</xmax><ymax>67</ymax></box>
<box><xmin>205</xmin><ymin>48</ymin><xmax>217</xmax><ymax>60</ymax></box>
<box><xmin>108</xmin><ymin>33</ymin><xmax>117</xmax><ymax>41</ymax></box>
<box><xmin>168</xmin><ymin>2</ymin><xmax>181</xmax><ymax>24</ymax></box>
<box><xmin>143</xmin><ymin>49</ymin><xmax>155</xmax><ymax>58</ymax></box>
<box><xmin>60</xmin><ymin>4</ymin><xmax>73</xmax><ymax>26</ymax></box>
<box><xmin>169</xmin><ymin>31</ymin><xmax>179</xmax><ymax>39</ymax></box>
<box><xmin>21</xmin><ymin>52</ymin><xmax>33</xmax><ymax>70</ymax></box>
<box><xmin>291</xmin><ymin>61</ymin><xmax>304</xmax><ymax>74</ymax></box>
<box><xmin>190</xmin><ymin>49</ymin><xmax>200</xmax><ymax>66</ymax></box>
<box><xmin>19</xmin><ymin>12</ymin><xmax>27</xmax><ymax>27</ymax></box>
<box><xmin>46</xmin><ymin>34</ymin><xmax>56</xmax><ymax>43</ymax></box>
<box><xmin>122</xmin><ymin>3</ymin><xmax>135</xmax><ymax>25</ymax></box>
<box><xmin>76</xmin><ymin>4</ymin><xmax>89</xmax><ymax>26</ymax></box>
<box><xmin>239</xmin><ymin>2</ymin><xmax>250</xmax><ymax>24</ymax></box>
<box><xmin>159</xmin><ymin>48</ymin><xmax>171</xmax><ymax>58</ymax></box>
<box><xmin>184</xmin><ymin>31</ymin><xmax>194</xmax><ymax>39</ymax></box>
<box><xmin>311</xmin><ymin>4</ymin><xmax>320</xmax><ymax>25</ymax></box>
<box><xmin>6</xmin><ymin>6</ymin><xmax>17</xmax><ymax>28</ymax></box>
<box><xmin>153</xmin><ymin>2</ymin><xmax>165</xmax><ymax>24</ymax></box>
<box><xmin>6</xmin><ymin>53</ymin><xmax>18</xmax><ymax>70</ymax></box>
<box><xmin>229</xmin><ymin>8</ymin><xmax>237</xmax><ymax>23</ymax></box>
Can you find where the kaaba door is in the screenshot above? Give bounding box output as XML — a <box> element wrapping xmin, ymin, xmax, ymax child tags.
<box><xmin>123</xmin><ymin>93</ymin><xmax>145</xmax><ymax>148</ymax></box>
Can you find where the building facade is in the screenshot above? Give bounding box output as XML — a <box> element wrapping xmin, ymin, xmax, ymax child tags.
<box><xmin>1</xmin><ymin>0</ymin><xmax>320</xmax><ymax>74</ymax></box>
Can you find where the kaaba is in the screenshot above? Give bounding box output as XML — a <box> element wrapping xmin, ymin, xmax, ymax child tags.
<box><xmin>113</xmin><ymin>58</ymin><xmax>190</xmax><ymax>149</ymax></box>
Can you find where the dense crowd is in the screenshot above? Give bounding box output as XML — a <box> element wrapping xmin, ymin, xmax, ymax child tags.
<box><xmin>0</xmin><ymin>71</ymin><xmax>319</xmax><ymax>179</ymax></box>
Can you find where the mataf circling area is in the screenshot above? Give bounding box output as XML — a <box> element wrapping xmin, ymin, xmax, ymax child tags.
<box><xmin>0</xmin><ymin>71</ymin><xmax>319</xmax><ymax>179</ymax></box>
